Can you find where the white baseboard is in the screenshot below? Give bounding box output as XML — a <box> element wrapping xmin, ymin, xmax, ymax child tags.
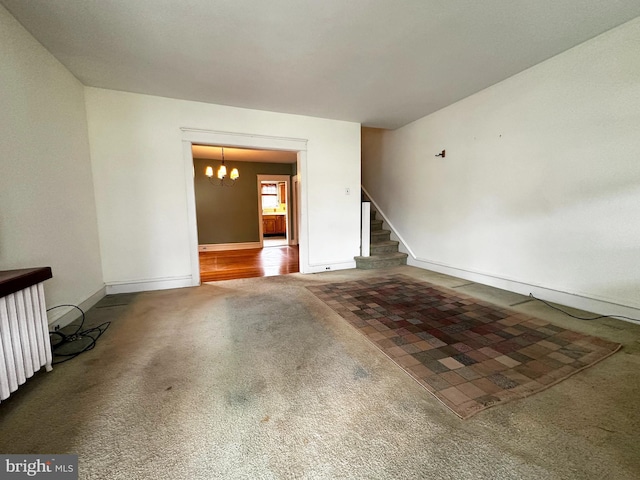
<box><xmin>47</xmin><ymin>285</ymin><xmax>106</xmax><ymax>329</ymax></box>
<box><xmin>407</xmin><ymin>256</ymin><xmax>640</xmax><ymax>324</ymax></box>
<box><xmin>199</xmin><ymin>242</ymin><xmax>262</xmax><ymax>252</ymax></box>
<box><xmin>106</xmin><ymin>275</ymin><xmax>193</xmax><ymax>294</ymax></box>
<box><xmin>305</xmin><ymin>260</ymin><xmax>357</xmax><ymax>274</ymax></box>
<box><xmin>362</xmin><ymin>186</ymin><xmax>640</xmax><ymax>325</ymax></box>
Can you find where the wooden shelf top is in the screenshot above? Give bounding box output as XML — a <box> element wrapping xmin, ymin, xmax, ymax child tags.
<box><xmin>0</xmin><ymin>267</ymin><xmax>53</xmax><ymax>298</ymax></box>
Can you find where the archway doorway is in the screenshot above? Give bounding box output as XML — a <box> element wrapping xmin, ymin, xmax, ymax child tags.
<box><xmin>181</xmin><ymin>129</ymin><xmax>308</xmax><ymax>285</ymax></box>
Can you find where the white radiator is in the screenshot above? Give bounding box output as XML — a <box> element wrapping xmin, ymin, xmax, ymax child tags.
<box><xmin>0</xmin><ymin>283</ymin><xmax>53</xmax><ymax>402</ymax></box>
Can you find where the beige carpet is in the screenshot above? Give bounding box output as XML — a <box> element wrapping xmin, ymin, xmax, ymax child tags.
<box><xmin>1</xmin><ymin>266</ymin><xmax>639</xmax><ymax>479</ymax></box>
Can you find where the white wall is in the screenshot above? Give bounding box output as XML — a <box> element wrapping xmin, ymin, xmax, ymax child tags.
<box><xmin>0</xmin><ymin>5</ymin><xmax>104</xmax><ymax>322</ymax></box>
<box><xmin>363</xmin><ymin>17</ymin><xmax>640</xmax><ymax>315</ymax></box>
<box><xmin>84</xmin><ymin>88</ymin><xmax>361</xmax><ymax>290</ymax></box>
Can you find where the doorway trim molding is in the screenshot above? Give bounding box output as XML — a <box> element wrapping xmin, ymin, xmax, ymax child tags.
<box><xmin>257</xmin><ymin>174</ymin><xmax>291</xmax><ymax>248</ymax></box>
<box><xmin>181</xmin><ymin>128</ymin><xmax>308</xmax><ymax>286</ymax></box>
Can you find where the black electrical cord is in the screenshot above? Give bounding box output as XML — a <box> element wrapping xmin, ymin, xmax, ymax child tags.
<box><xmin>528</xmin><ymin>293</ymin><xmax>640</xmax><ymax>323</ymax></box>
<box><xmin>47</xmin><ymin>304</ymin><xmax>111</xmax><ymax>364</ymax></box>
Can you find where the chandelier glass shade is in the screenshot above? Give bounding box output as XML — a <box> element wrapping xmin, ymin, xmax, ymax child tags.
<box><xmin>204</xmin><ymin>147</ymin><xmax>239</xmax><ymax>186</ymax></box>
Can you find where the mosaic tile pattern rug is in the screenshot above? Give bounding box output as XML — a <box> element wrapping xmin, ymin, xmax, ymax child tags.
<box><xmin>307</xmin><ymin>274</ymin><xmax>621</xmax><ymax>419</ymax></box>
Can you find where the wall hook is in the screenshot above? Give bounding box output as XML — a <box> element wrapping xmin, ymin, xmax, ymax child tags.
<box><xmin>435</xmin><ymin>150</ymin><xmax>445</xmax><ymax>158</ymax></box>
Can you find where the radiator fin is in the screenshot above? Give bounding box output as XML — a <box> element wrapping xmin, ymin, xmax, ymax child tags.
<box><xmin>0</xmin><ymin>284</ymin><xmax>53</xmax><ymax>402</ymax></box>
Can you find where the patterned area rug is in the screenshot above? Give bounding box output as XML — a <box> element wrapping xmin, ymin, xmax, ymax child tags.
<box><xmin>307</xmin><ymin>274</ymin><xmax>621</xmax><ymax>419</ymax></box>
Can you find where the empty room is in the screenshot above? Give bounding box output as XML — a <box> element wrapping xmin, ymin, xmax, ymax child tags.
<box><xmin>1</xmin><ymin>1</ymin><xmax>639</xmax><ymax>479</ymax></box>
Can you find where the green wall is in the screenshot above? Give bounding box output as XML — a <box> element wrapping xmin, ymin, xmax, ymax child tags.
<box><xmin>194</xmin><ymin>158</ymin><xmax>295</xmax><ymax>244</ymax></box>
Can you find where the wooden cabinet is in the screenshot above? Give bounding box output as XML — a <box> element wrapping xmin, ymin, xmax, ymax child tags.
<box><xmin>263</xmin><ymin>215</ymin><xmax>286</xmax><ymax>236</ymax></box>
<box><xmin>263</xmin><ymin>216</ymin><xmax>277</xmax><ymax>235</ymax></box>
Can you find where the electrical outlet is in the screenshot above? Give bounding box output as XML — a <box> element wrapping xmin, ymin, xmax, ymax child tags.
<box><xmin>325</xmin><ymin>266</ymin><xmax>331</xmax><ymax>270</ymax></box>
<box><xmin>54</xmin><ymin>324</ymin><xmax>60</xmax><ymax>331</ymax></box>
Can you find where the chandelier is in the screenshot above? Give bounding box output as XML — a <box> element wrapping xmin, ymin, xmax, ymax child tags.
<box><xmin>204</xmin><ymin>147</ymin><xmax>239</xmax><ymax>186</ymax></box>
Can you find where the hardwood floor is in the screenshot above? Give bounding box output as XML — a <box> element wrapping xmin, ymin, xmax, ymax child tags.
<box><xmin>199</xmin><ymin>246</ymin><xmax>300</xmax><ymax>282</ymax></box>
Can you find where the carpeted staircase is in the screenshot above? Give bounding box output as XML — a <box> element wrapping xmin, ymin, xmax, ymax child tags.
<box><xmin>355</xmin><ymin>207</ymin><xmax>408</xmax><ymax>269</ymax></box>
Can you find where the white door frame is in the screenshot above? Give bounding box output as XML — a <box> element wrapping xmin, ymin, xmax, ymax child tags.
<box><xmin>291</xmin><ymin>174</ymin><xmax>300</xmax><ymax>246</ymax></box>
<box><xmin>257</xmin><ymin>174</ymin><xmax>291</xmax><ymax>247</ymax></box>
<box><xmin>181</xmin><ymin>128</ymin><xmax>308</xmax><ymax>286</ymax></box>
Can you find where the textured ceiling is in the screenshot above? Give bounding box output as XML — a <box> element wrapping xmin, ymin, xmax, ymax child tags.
<box><xmin>3</xmin><ymin>0</ymin><xmax>640</xmax><ymax>129</ymax></box>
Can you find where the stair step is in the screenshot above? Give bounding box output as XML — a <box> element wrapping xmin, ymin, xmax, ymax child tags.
<box><xmin>355</xmin><ymin>252</ymin><xmax>408</xmax><ymax>270</ymax></box>
<box><xmin>371</xmin><ymin>229</ymin><xmax>391</xmax><ymax>242</ymax></box>
<box><xmin>370</xmin><ymin>210</ymin><xmax>377</xmax><ymax>220</ymax></box>
<box><xmin>370</xmin><ymin>219</ymin><xmax>383</xmax><ymax>231</ymax></box>
<box><xmin>370</xmin><ymin>240</ymin><xmax>399</xmax><ymax>254</ymax></box>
